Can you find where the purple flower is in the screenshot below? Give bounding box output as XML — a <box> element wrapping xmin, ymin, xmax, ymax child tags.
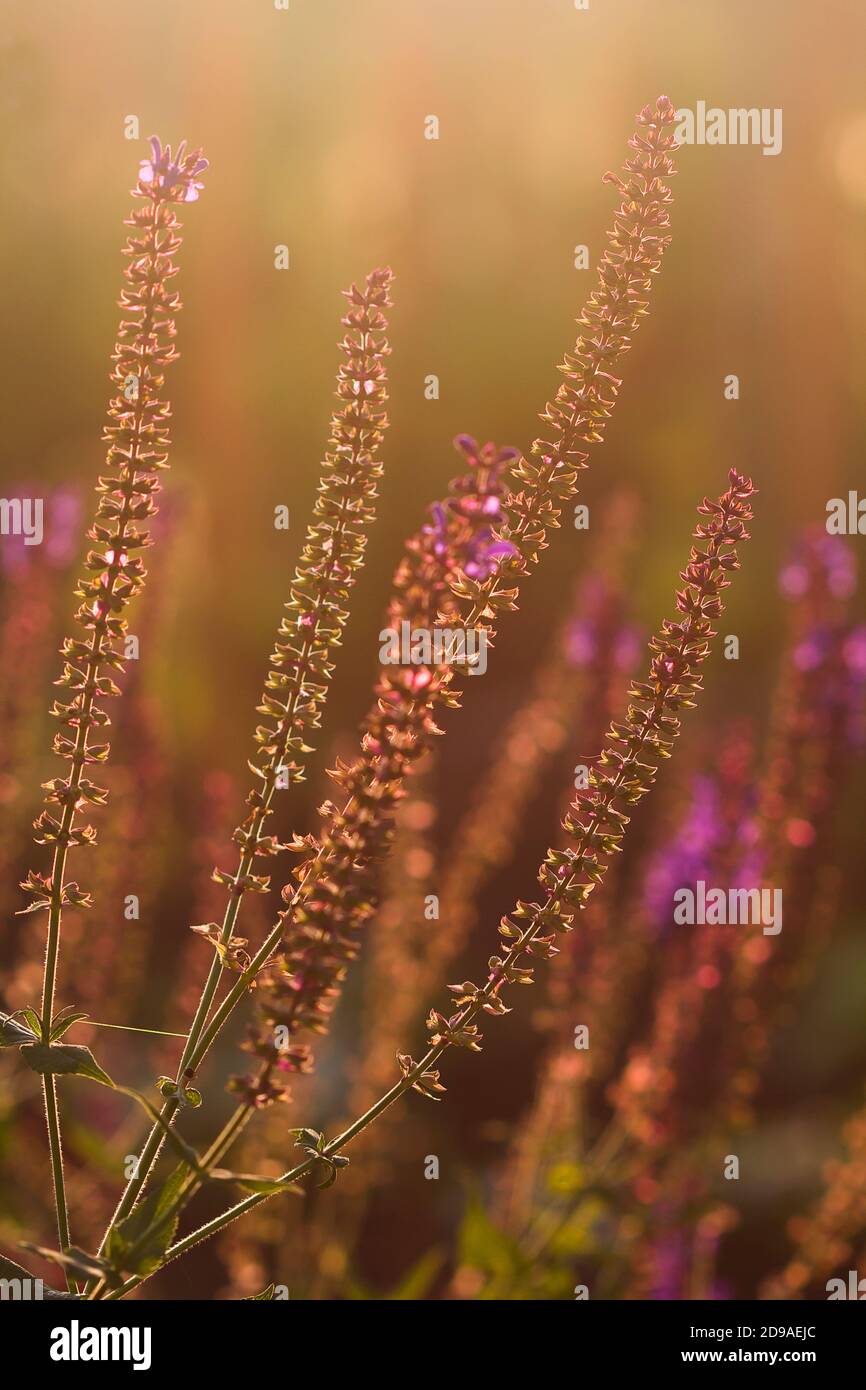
<box><xmin>648</xmin><ymin>1230</ymin><xmax>687</xmax><ymax>1300</ymax></box>
<box><xmin>843</xmin><ymin>624</ymin><xmax>866</xmax><ymax>679</ymax></box>
<box><xmin>779</xmin><ymin>560</ymin><xmax>808</xmax><ymax>600</ymax></box>
<box><xmin>421</xmin><ymin>436</ymin><xmax>520</xmax><ymax>581</ymax></box>
<box><xmin>613</xmin><ymin>623</ymin><xmax>642</xmax><ymax>673</ymax></box>
<box><xmin>44</xmin><ymin>488</ymin><xmax>83</xmax><ymax>569</ymax></box>
<box><xmin>462</xmin><ymin>528</ymin><xmax>518</xmax><ymax>580</ymax></box>
<box><xmin>793</xmin><ymin>625</ymin><xmax>831</xmax><ymax>673</ymax></box>
<box><xmin>565</xmin><ymin>619</ymin><xmax>597</xmax><ymax>667</ymax></box>
<box><xmin>643</xmin><ymin>775</ymin><xmax>724</xmax><ymax>931</ymax></box>
<box><xmin>779</xmin><ymin>531</ymin><xmax>856</xmax><ymax>603</ymax></box>
<box><xmin>422</xmin><ymin>502</ymin><xmax>449</xmax><ymax>559</ymax></box>
<box><xmin>138</xmin><ymin>137</ymin><xmax>208</xmax><ymax>203</ymax></box>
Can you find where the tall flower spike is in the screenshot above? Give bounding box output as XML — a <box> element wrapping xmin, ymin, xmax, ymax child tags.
<box><xmin>107</xmin><ymin>96</ymin><xmax>679</xmax><ymax>1210</ymax></box>
<box><xmin>22</xmin><ymin>136</ymin><xmax>206</xmax><ymax>962</ymax></box>
<box><xmin>424</xmin><ymin>494</ymin><xmax>640</xmax><ymax>1000</ymax></box>
<box><xmin>232</xmin><ymin>437</ymin><xmax>516</xmax><ymax>1107</ymax></box>
<box><xmin>762</xmin><ymin>1094</ymin><xmax>866</xmax><ymax>1299</ymax></box>
<box><xmin>228</xmin><ymin>97</ymin><xmax>679</xmax><ymax>1110</ymax></box>
<box><xmin>401</xmin><ymin>470</ymin><xmax>756</xmax><ymax>1096</ymax></box>
<box><xmin>168</xmin><ymin>269</ymin><xmax>392</xmax><ymax>1104</ymax></box>
<box><xmin>87</xmin><ymin>271</ymin><xmax>392</xmax><ymax>1270</ymax></box>
<box><xmin>216</xmin><ymin>268</ymin><xmax>393</xmax><ymax>896</ymax></box>
<box><xmin>506</xmin><ymin>94</ymin><xmax>677</xmax><ymax>583</ymax></box>
<box><xmin>146</xmin><ymin>472</ymin><xmax>756</xmax><ymax>1277</ymax></box>
<box><xmin>97</xmin><ymin>272</ymin><xmax>396</xmax><ymax>1245</ymax></box>
<box><xmin>17</xmin><ymin>136</ymin><xmax>204</xmax><ymax>1276</ymax></box>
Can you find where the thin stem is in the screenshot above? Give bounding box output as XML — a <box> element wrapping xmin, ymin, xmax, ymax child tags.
<box><xmin>98</xmin><ymin>449</ymin><xmax>598</xmax><ymax>1284</ymax></box>
<box><xmin>109</xmin><ymin>560</ymin><xmax>701</xmax><ymax>1296</ymax></box>
<box><xmin>104</xmin><ymin>1066</ymin><xmax>419</xmax><ymax>1298</ymax></box>
<box><xmin>92</xmin><ymin>1096</ymin><xmax>180</xmax><ymax>1279</ymax></box>
<box><xmin>108</xmin><ymin>478</ymin><xmax>743</xmax><ymax>1302</ymax></box>
<box><xmin>36</xmin><ymin>189</ymin><xmax>165</xmax><ymax>1271</ymax></box>
<box><xmin>163</xmin><ymin>461</ymin><xmax>565</xmax><ymax>1112</ymax></box>
<box><xmin>98</xmin><ymin>637</ymin><xmax>318</xmax><ymax>1236</ymax></box>
<box><xmin>43</xmin><ymin>1076</ymin><xmax>75</xmax><ymax>1294</ymax></box>
<box><xmin>89</xmin><ymin>1105</ymin><xmax>252</xmax><ymax>1300</ymax></box>
<box><xmin>101</xmin><ymin>251</ymin><xmax>625</xmax><ymax>1257</ymax></box>
<box><xmin>96</xmin><ymin>286</ymin><xmax>388</xmax><ymax>1248</ymax></box>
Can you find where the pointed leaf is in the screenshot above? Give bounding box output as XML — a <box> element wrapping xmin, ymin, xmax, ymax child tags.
<box><xmin>20</xmin><ymin>1043</ymin><xmax>114</xmax><ymax>1088</ymax></box>
<box><xmin>20</xmin><ymin>1243</ymin><xmax>119</xmax><ymax>1287</ymax></box>
<box><xmin>0</xmin><ymin>1013</ymin><xmax>37</xmax><ymax>1048</ymax></box>
<box><xmin>104</xmin><ymin>1165</ymin><xmax>188</xmax><ymax>1278</ymax></box>
<box><xmin>0</xmin><ymin>1252</ymin><xmax>77</xmax><ymax>1299</ymax></box>
<box><xmin>49</xmin><ymin>1012</ymin><xmax>90</xmax><ymax>1041</ymax></box>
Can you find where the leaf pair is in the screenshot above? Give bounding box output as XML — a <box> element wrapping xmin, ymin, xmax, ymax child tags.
<box><xmin>289</xmin><ymin>1128</ymin><xmax>350</xmax><ymax>1188</ymax></box>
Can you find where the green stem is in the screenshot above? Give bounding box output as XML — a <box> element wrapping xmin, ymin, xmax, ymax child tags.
<box><xmin>42</xmin><ymin>1075</ymin><xmax>75</xmax><ymax>1294</ymax></box>
<box><xmin>36</xmin><ymin>189</ymin><xmax>165</xmax><ymax>1281</ymax></box>
<box><xmin>177</xmin><ymin>500</ymin><xmax>550</xmax><ymax>1082</ymax></box>
<box><xmin>89</xmin><ymin>1104</ymin><xmax>252</xmax><ymax>1300</ymax></box>
<box><xmin>97</xmin><ymin>459</ymin><xmax>373</xmax><ymax>1244</ymax></box>
<box><xmin>98</xmin><ymin>460</ymin><xmax>595</xmax><ymax>1294</ymax></box>
<box><xmin>131</xmin><ymin>596</ymin><xmax>695</xmax><ymax>1287</ymax></box>
<box><xmin>84</xmin><ymin>1097</ymin><xmax>181</xmax><ymax>1297</ymax></box>
<box><xmin>100</xmin><ymin>652</ymin><xmax>675</xmax><ymax>1299</ymax></box>
<box><xmin>104</xmin><ymin>1061</ymin><xmax>425</xmax><ymax>1299</ymax></box>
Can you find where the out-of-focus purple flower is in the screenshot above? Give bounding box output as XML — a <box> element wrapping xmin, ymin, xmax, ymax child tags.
<box><xmin>643</xmin><ymin>775</ymin><xmax>724</xmax><ymax>930</ymax></box>
<box><xmin>843</xmin><ymin>624</ymin><xmax>866</xmax><ymax>679</ymax></box>
<box><xmin>44</xmin><ymin>488</ymin><xmax>83</xmax><ymax>568</ymax></box>
<box><xmin>0</xmin><ymin>496</ymin><xmax>31</xmax><ymax>578</ymax></box>
<box><xmin>779</xmin><ymin>531</ymin><xmax>856</xmax><ymax>603</ymax></box>
<box><xmin>0</xmin><ymin>486</ymin><xmax>84</xmax><ymax>578</ymax></box>
<box><xmin>613</xmin><ymin>623</ymin><xmax>642</xmax><ymax>673</ymax></box>
<box><xmin>817</xmin><ymin>535</ymin><xmax>856</xmax><ymax>599</ymax></box>
<box><xmin>565</xmin><ymin>618</ymin><xmax>596</xmax><ymax>666</ymax></box>
<box><xmin>793</xmin><ymin>625</ymin><xmax>832</xmax><ymax>673</ymax></box>
<box><xmin>730</xmin><ymin>795</ymin><xmax>765</xmax><ymax>884</ymax></box>
<box><xmin>561</xmin><ymin>574</ymin><xmax>643</xmax><ymax>675</ymax></box>
<box><xmin>779</xmin><ymin>560</ymin><xmax>809</xmax><ymax>600</ymax></box>
<box><xmin>648</xmin><ymin>1231</ymin><xmax>686</xmax><ymax>1300</ymax></box>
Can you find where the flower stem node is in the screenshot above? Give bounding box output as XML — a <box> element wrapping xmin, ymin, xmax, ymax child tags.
<box><xmin>156</xmin><ymin>1077</ymin><xmax>202</xmax><ymax>1108</ymax></box>
<box><xmin>288</xmin><ymin>1128</ymin><xmax>350</xmax><ymax>1188</ymax></box>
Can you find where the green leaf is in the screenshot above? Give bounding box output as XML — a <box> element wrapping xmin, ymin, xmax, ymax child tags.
<box><xmin>20</xmin><ymin>1043</ymin><xmax>114</xmax><ymax>1088</ymax></box>
<box><xmin>21</xmin><ymin>1007</ymin><xmax>43</xmax><ymax>1037</ymax></box>
<box><xmin>457</xmin><ymin>1198</ymin><xmax>525</xmax><ymax>1286</ymax></box>
<box><xmin>0</xmin><ymin>1013</ymin><xmax>37</xmax><ymax>1048</ymax></box>
<box><xmin>20</xmin><ymin>1243</ymin><xmax>119</xmax><ymax>1287</ymax></box>
<box><xmin>288</xmin><ymin>1127</ymin><xmax>323</xmax><ymax>1152</ymax></box>
<box><xmin>287</xmin><ymin>1128</ymin><xmax>349</xmax><ymax>1188</ymax></box>
<box><xmin>387</xmin><ymin>1248</ymin><xmax>445</xmax><ymax>1301</ymax></box>
<box><xmin>0</xmin><ymin>1252</ymin><xmax>77</xmax><ymax>1299</ymax></box>
<box><xmin>49</xmin><ymin>1010</ymin><xmax>90</xmax><ymax>1042</ymax></box>
<box><xmin>245</xmin><ymin>1283</ymin><xmax>276</xmax><ymax>1300</ymax></box>
<box><xmin>104</xmin><ymin>1165</ymin><xmax>188</xmax><ymax>1278</ymax></box>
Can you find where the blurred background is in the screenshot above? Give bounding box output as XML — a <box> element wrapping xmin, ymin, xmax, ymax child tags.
<box><xmin>1</xmin><ymin>0</ymin><xmax>866</xmax><ymax>1299</ymax></box>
